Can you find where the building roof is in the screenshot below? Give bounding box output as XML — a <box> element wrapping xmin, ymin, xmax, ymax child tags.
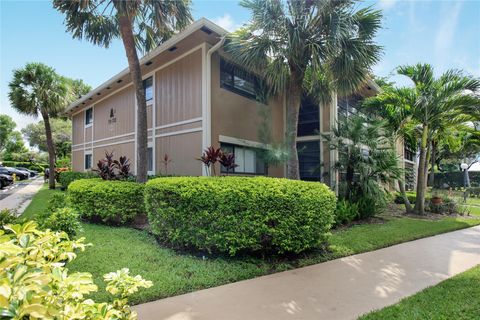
<box><xmin>64</xmin><ymin>18</ymin><xmax>228</xmax><ymax>115</ymax></box>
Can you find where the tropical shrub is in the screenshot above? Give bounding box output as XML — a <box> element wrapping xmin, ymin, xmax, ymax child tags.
<box><xmin>40</xmin><ymin>207</ymin><xmax>82</xmax><ymax>237</ymax></box>
<box><xmin>428</xmin><ymin>197</ymin><xmax>458</xmax><ymax>215</ymax></box>
<box><xmin>334</xmin><ymin>199</ymin><xmax>359</xmax><ymax>226</ymax></box>
<box><xmin>68</xmin><ymin>179</ymin><xmax>145</xmax><ymax>224</ymax></box>
<box><xmin>468</xmin><ymin>187</ymin><xmax>480</xmax><ymax>198</ymax></box>
<box><xmin>197</xmin><ymin>146</ymin><xmax>236</xmax><ymax>176</ymax></box>
<box><xmin>394</xmin><ymin>191</ymin><xmax>417</xmax><ymax>204</ymax></box>
<box><xmin>57</xmin><ymin>170</ymin><xmax>97</xmax><ymax>189</ymax></box>
<box><xmin>94</xmin><ymin>151</ymin><xmax>132</xmax><ymax>180</ymax></box>
<box><xmin>0</xmin><ymin>221</ymin><xmax>152</xmax><ymax>319</ymax></box>
<box><xmin>145</xmin><ymin>176</ymin><xmax>336</xmax><ymax>256</ymax></box>
<box><xmin>0</xmin><ymin>208</ymin><xmax>17</xmax><ymax>226</ymax></box>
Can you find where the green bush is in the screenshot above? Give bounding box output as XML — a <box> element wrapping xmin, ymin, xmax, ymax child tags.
<box><xmin>68</xmin><ymin>179</ymin><xmax>145</xmax><ymax>224</ymax></box>
<box><xmin>468</xmin><ymin>187</ymin><xmax>480</xmax><ymax>198</ymax></box>
<box><xmin>394</xmin><ymin>192</ymin><xmax>417</xmax><ymax>204</ymax></box>
<box><xmin>145</xmin><ymin>176</ymin><xmax>337</xmax><ymax>256</ymax></box>
<box><xmin>58</xmin><ymin>171</ymin><xmax>97</xmax><ymax>189</ymax></box>
<box><xmin>334</xmin><ymin>199</ymin><xmax>359</xmax><ymax>226</ymax></box>
<box><xmin>40</xmin><ymin>207</ymin><xmax>82</xmax><ymax>237</ymax></box>
<box><xmin>0</xmin><ymin>209</ymin><xmax>17</xmax><ymax>226</ymax></box>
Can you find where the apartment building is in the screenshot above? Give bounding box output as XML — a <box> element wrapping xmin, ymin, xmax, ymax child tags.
<box><xmin>66</xmin><ymin>18</ymin><xmax>408</xmax><ymax>188</ymax></box>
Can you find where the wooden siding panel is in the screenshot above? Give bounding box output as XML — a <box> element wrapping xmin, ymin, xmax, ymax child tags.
<box><xmin>72</xmin><ymin>150</ymin><xmax>83</xmax><ymax>172</ymax></box>
<box><xmin>94</xmin><ymin>86</ymin><xmax>135</xmax><ymax>140</ymax></box>
<box><xmin>155</xmin><ymin>132</ymin><xmax>202</xmax><ymax>176</ymax></box>
<box><xmin>93</xmin><ymin>142</ymin><xmax>135</xmax><ymax>173</ymax></box>
<box><xmin>155</xmin><ymin>49</ymin><xmax>202</xmax><ymax>126</ymax></box>
<box><xmin>72</xmin><ymin>112</ymin><xmax>84</xmax><ymax>145</ymax></box>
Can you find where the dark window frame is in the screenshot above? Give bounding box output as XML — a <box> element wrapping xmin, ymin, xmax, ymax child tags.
<box><xmin>220</xmin><ymin>143</ymin><xmax>267</xmax><ymax>175</ymax></box>
<box><xmin>220</xmin><ymin>58</ymin><xmax>266</xmax><ymax>103</ymax></box>
<box><xmin>143</xmin><ymin>76</ymin><xmax>153</xmax><ymax>104</ymax></box>
<box><xmin>84</xmin><ymin>153</ymin><xmax>92</xmax><ymax>170</ymax></box>
<box><xmin>297</xmin><ymin>140</ymin><xmax>321</xmax><ymax>181</ymax></box>
<box><xmin>85</xmin><ymin>108</ymin><xmax>93</xmax><ymax>126</ymax></box>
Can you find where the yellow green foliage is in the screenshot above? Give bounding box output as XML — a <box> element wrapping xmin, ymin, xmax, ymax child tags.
<box><xmin>0</xmin><ymin>221</ymin><xmax>152</xmax><ymax>319</ymax></box>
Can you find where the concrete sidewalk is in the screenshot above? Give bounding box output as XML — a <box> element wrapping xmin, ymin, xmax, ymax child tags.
<box><xmin>0</xmin><ymin>177</ymin><xmax>44</xmax><ymax>215</ymax></box>
<box><xmin>134</xmin><ymin>225</ymin><xmax>480</xmax><ymax>320</ymax></box>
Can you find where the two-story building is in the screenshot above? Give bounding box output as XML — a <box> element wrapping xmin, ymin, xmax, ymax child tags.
<box><xmin>65</xmin><ymin>18</ymin><xmax>412</xmax><ymax>189</ymax></box>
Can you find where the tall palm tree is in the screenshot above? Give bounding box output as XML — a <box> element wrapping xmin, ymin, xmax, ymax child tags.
<box><xmin>395</xmin><ymin>64</ymin><xmax>479</xmax><ymax>214</ymax></box>
<box><xmin>8</xmin><ymin>63</ymin><xmax>68</xmax><ymax>189</ymax></box>
<box><xmin>53</xmin><ymin>0</ymin><xmax>192</xmax><ymax>183</ymax></box>
<box><xmin>363</xmin><ymin>86</ymin><xmax>418</xmax><ymax>213</ymax></box>
<box><xmin>223</xmin><ymin>0</ymin><xmax>382</xmax><ymax>179</ymax></box>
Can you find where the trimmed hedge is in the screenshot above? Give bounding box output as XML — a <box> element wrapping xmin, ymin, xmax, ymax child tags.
<box><xmin>433</xmin><ymin>171</ymin><xmax>480</xmax><ymax>189</ymax></box>
<box><xmin>145</xmin><ymin>176</ymin><xmax>337</xmax><ymax>256</ymax></box>
<box><xmin>58</xmin><ymin>171</ymin><xmax>97</xmax><ymax>189</ymax></box>
<box><xmin>68</xmin><ymin>179</ymin><xmax>145</xmax><ymax>224</ymax></box>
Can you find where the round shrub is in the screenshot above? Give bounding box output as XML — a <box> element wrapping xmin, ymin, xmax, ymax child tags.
<box><xmin>57</xmin><ymin>171</ymin><xmax>97</xmax><ymax>189</ymax></box>
<box><xmin>144</xmin><ymin>176</ymin><xmax>337</xmax><ymax>256</ymax></box>
<box><xmin>68</xmin><ymin>179</ymin><xmax>145</xmax><ymax>224</ymax></box>
<box><xmin>40</xmin><ymin>207</ymin><xmax>81</xmax><ymax>238</ymax></box>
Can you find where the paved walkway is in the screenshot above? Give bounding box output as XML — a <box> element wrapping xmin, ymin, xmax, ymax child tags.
<box><xmin>0</xmin><ymin>177</ymin><xmax>44</xmax><ymax>215</ymax></box>
<box><xmin>134</xmin><ymin>226</ymin><xmax>480</xmax><ymax>320</ymax></box>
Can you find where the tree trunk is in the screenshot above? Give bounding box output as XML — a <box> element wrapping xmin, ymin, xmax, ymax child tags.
<box><xmin>118</xmin><ymin>14</ymin><xmax>148</xmax><ymax>183</ymax></box>
<box><xmin>285</xmin><ymin>71</ymin><xmax>303</xmax><ymax>180</ymax></box>
<box><xmin>42</xmin><ymin>111</ymin><xmax>56</xmax><ymax>189</ymax></box>
<box><xmin>414</xmin><ymin>124</ymin><xmax>428</xmax><ymax>215</ymax></box>
<box><xmin>428</xmin><ymin>140</ymin><xmax>436</xmax><ymax>187</ymax></box>
<box><xmin>398</xmin><ymin>179</ymin><xmax>413</xmax><ymax>213</ymax></box>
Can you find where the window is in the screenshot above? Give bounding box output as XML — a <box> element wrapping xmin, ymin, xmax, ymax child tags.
<box><xmin>84</xmin><ymin>153</ymin><xmax>92</xmax><ymax>170</ymax></box>
<box><xmin>337</xmin><ymin>95</ymin><xmax>362</xmax><ymax>122</ymax></box>
<box><xmin>147</xmin><ymin>147</ymin><xmax>153</xmax><ymax>172</ymax></box>
<box><xmin>297</xmin><ymin>141</ymin><xmax>321</xmax><ymax>181</ymax></box>
<box><xmin>220</xmin><ymin>143</ymin><xmax>266</xmax><ymax>174</ymax></box>
<box><xmin>85</xmin><ymin>108</ymin><xmax>93</xmax><ymax>126</ymax></box>
<box><xmin>144</xmin><ymin>77</ymin><xmax>153</xmax><ymax>104</ymax></box>
<box><xmin>297</xmin><ymin>95</ymin><xmax>319</xmax><ymax>137</ymax></box>
<box><xmin>220</xmin><ymin>58</ymin><xmax>265</xmax><ymax>103</ymax></box>
<box><xmin>404</xmin><ymin>147</ymin><xmax>415</xmax><ymax>162</ymax></box>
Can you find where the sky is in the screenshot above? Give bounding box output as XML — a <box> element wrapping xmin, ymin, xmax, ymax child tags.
<box><xmin>1</xmin><ymin>0</ymin><xmax>479</xmax><ymax>133</ymax></box>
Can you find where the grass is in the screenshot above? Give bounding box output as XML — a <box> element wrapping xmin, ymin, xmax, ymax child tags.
<box><xmin>359</xmin><ymin>265</ymin><xmax>480</xmax><ymax>320</ymax></box>
<box><xmin>21</xmin><ymin>188</ymin><xmax>480</xmax><ymax>305</ymax></box>
<box><xmin>21</xmin><ymin>184</ymin><xmax>61</xmax><ymax>220</ymax></box>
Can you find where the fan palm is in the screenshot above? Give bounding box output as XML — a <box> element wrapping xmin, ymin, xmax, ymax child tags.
<box><xmin>224</xmin><ymin>0</ymin><xmax>382</xmax><ymax>179</ymax></box>
<box><xmin>53</xmin><ymin>0</ymin><xmax>192</xmax><ymax>183</ymax></box>
<box><xmin>8</xmin><ymin>63</ymin><xmax>69</xmax><ymax>189</ymax></box>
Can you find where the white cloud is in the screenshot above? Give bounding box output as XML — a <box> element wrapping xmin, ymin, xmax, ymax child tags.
<box><xmin>379</xmin><ymin>0</ymin><xmax>397</xmax><ymax>11</ymax></box>
<box><xmin>434</xmin><ymin>2</ymin><xmax>463</xmax><ymax>68</ymax></box>
<box><xmin>212</xmin><ymin>14</ymin><xmax>238</xmax><ymax>32</ymax></box>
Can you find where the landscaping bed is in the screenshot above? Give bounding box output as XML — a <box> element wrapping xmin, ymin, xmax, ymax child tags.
<box><xmin>20</xmin><ymin>187</ymin><xmax>480</xmax><ymax>305</ymax></box>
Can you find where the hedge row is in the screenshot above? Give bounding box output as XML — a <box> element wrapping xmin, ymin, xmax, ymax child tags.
<box><xmin>68</xmin><ymin>179</ymin><xmax>145</xmax><ymax>224</ymax></box>
<box><xmin>0</xmin><ymin>161</ymin><xmax>49</xmax><ymax>172</ymax></box>
<box><xmin>144</xmin><ymin>177</ymin><xmax>336</xmax><ymax>255</ymax></box>
<box><xmin>58</xmin><ymin>171</ymin><xmax>97</xmax><ymax>189</ymax></box>
<box><xmin>433</xmin><ymin>171</ymin><xmax>480</xmax><ymax>189</ymax></box>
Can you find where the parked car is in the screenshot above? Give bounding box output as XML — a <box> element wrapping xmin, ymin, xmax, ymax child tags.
<box><xmin>0</xmin><ymin>173</ymin><xmax>13</xmax><ymax>189</ymax></box>
<box><xmin>2</xmin><ymin>167</ymin><xmax>29</xmax><ymax>180</ymax></box>
<box><xmin>15</xmin><ymin>167</ymin><xmax>38</xmax><ymax>177</ymax></box>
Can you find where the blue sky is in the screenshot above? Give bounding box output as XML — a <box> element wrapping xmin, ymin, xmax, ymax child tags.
<box><xmin>1</xmin><ymin>0</ymin><xmax>479</xmax><ymax>132</ymax></box>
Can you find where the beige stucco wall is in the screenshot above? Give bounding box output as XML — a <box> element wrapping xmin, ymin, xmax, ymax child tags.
<box><xmin>72</xmin><ymin>112</ymin><xmax>84</xmax><ymax>146</ymax></box>
<box><xmin>72</xmin><ymin>150</ymin><xmax>84</xmax><ymax>172</ymax></box>
<box><xmin>210</xmin><ymin>53</ymin><xmax>285</xmax><ymax>177</ymax></box>
<box><xmin>93</xmin><ymin>142</ymin><xmax>136</xmax><ymax>172</ymax></box>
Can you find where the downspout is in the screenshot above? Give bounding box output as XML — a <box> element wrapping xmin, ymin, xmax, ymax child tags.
<box><xmin>204</xmin><ymin>36</ymin><xmax>225</xmax><ymax>175</ymax></box>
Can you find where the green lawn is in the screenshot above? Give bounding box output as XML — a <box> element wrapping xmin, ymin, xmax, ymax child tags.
<box><xmin>21</xmin><ymin>184</ymin><xmax>62</xmax><ymax>220</ymax></box>
<box><xmin>21</xmin><ymin>188</ymin><xmax>480</xmax><ymax>305</ymax></box>
<box><xmin>359</xmin><ymin>265</ymin><xmax>480</xmax><ymax>320</ymax></box>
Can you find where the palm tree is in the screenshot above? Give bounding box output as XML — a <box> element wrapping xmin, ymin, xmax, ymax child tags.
<box><xmin>223</xmin><ymin>0</ymin><xmax>382</xmax><ymax>179</ymax></box>
<box><xmin>8</xmin><ymin>63</ymin><xmax>69</xmax><ymax>189</ymax></box>
<box><xmin>53</xmin><ymin>0</ymin><xmax>192</xmax><ymax>183</ymax></box>
<box><xmin>394</xmin><ymin>64</ymin><xmax>479</xmax><ymax>214</ymax></box>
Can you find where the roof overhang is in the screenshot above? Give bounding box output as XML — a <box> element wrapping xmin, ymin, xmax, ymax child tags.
<box><xmin>64</xmin><ymin>18</ymin><xmax>228</xmax><ymax>116</ymax></box>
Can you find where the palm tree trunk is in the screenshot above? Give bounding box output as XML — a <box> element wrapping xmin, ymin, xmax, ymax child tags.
<box><xmin>414</xmin><ymin>124</ymin><xmax>428</xmax><ymax>215</ymax></box>
<box><xmin>428</xmin><ymin>140</ymin><xmax>436</xmax><ymax>187</ymax></box>
<box><xmin>42</xmin><ymin>111</ymin><xmax>56</xmax><ymax>189</ymax></box>
<box><xmin>285</xmin><ymin>71</ymin><xmax>303</xmax><ymax>180</ymax></box>
<box><xmin>118</xmin><ymin>14</ymin><xmax>148</xmax><ymax>183</ymax></box>
<box><xmin>398</xmin><ymin>180</ymin><xmax>413</xmax><ymax>213</ymax></box>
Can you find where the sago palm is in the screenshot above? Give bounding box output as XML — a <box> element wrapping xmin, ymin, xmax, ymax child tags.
<box><xmin>53</xmin><ymin>0</ymin><xmax>192</xmax><ymax>183</ymax></box>
<box><xmin>8</xmin><ymin>63</ymin><xmax>69</xmax><ymax>189</ymax></box>
<box><xmin>224</xmin><ymin>0</ymin><xmax>382</xmax><ymax>179</ymax></box>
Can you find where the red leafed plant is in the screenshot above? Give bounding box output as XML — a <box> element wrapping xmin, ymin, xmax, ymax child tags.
<box><xmin>219</xmin><ymin>152</ymin><xmax>237</xmax><ymax>175</ymax></box>
<box><xmin>160</xmin><ymin>154</ymin><xmax>172</xmax><ymax>176</ymax></box>
<box><xmin>94</xmin><ymin>151</ymin><xmax>132</xmax><ymax>180</ymax></box>
<box><xmin>198</xmin><ymin>146</ymin><xmax>236</xmax><ymax>176</ymax></box>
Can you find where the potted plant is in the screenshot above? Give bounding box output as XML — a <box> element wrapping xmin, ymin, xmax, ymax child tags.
<box><xmin>431</xmin><ymin>190</ymin><xmax>443</xmax><ymax>205</ymax></box>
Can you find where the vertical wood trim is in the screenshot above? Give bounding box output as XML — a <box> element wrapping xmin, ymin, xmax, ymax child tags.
<box><xmin>201</xmin><ymin>43</ymin><xmax>208</xmax><ymax>176</ymax></box>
